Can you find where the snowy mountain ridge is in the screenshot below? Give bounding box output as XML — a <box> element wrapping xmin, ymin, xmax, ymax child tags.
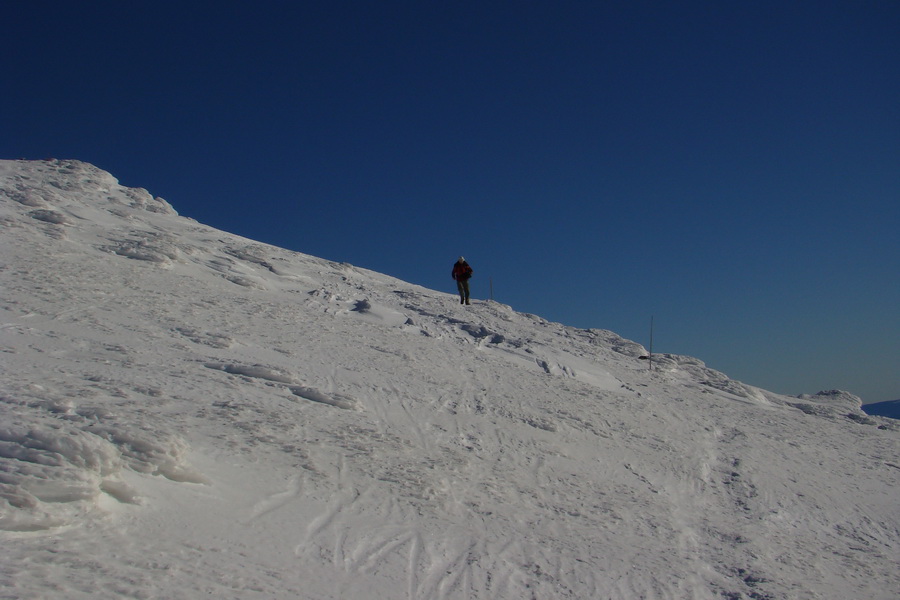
<box><xmin>1</xmin><ymin>159</ymin><xmax>898</xmax><ymax>599</ymax></box>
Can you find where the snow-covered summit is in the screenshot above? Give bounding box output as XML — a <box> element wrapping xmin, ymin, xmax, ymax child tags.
<box><xmin>1</xmin><ymin>159</ymin><xmax>898</xmax><ymax>599</ymax></box>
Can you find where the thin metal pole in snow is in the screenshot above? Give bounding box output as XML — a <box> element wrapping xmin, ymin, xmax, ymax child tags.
<box><xmin>649</xmin><ymin>316</ymin><xmax>654</xmax><ymax>371</ymax></box>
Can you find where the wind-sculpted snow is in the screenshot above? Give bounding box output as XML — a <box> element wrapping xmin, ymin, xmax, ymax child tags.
<box><xmin>28</xmin><ymin>208</ymin><xmax>72</xmax><ymax>225</ymax></box>
<box><xmin>289</xmin><ymin>386</ymin><xmax>360</xmax><ymax>410</ymax></box>
<box><xmin>203</xmin><ymin>362</ymin><xmax>361</xmax><ymax>409</ymax></box>
<box><xmin>1</xmin><ymin>159</ymin><xmax>898</xmax><ymax>599</ymax></box>
<box><xmin>0</xmin><ymin>396</ymin><xmax>206</xmax><ymax>531</ymax></box>
<box><xmin>204</xmin><ymin>362</ymin><xmax>299</xmax><ymax>385</ymax></box>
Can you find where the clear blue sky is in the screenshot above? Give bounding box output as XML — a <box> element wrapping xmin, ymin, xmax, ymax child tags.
<box><xmin>4</xmin><ymin>1</ymin><xmax>898</xmax><ymax>403</ymax></box>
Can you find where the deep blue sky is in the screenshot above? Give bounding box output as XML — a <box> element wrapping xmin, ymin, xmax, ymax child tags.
<box><xmin>4</xmin><ymin>1</ymin><xmax>898</xmax><ymax>403</ymax></box>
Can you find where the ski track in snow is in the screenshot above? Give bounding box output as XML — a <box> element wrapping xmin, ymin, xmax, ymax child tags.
<box><xmin>1</xmin><ymin>160</ymin><xmax>899</xmax><ymax>599</ymax></box>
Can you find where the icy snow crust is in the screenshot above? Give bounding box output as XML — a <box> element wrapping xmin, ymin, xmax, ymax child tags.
<box><xmin>1</xmin><ymin>159</ymin><xmax>898</xmax><ymax>599</ymax></box>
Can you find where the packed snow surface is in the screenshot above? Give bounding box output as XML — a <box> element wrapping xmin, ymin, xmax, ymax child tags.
<box><xmin>1</xmin><ymin>159</ymin><xmax>898</xmax><ymax>599</ymax></box>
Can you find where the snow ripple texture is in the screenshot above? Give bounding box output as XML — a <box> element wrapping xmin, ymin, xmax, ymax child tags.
<box><xmin>1</xmin><ymin>159</ymin><xmax>898</xmax><ymax>600</ymax></box>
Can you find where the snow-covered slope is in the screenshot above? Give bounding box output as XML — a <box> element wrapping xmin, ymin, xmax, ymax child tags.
<box><xmin>1</xmin><ymin>159</ymin><xmax>898</xmax><ymax>600</ymax></box>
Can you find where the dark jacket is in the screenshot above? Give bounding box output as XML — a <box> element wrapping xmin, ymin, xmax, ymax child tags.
<box><xmin>452</xmin><ymin>261</ymin><xmax>473</xmax><ymax>281</ymax></box>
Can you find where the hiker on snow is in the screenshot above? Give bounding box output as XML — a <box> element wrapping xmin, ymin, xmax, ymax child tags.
<box><xmin>452</xmin><ymin>256</ymin><xmax>473</xmax><ymax>305</ymax></box>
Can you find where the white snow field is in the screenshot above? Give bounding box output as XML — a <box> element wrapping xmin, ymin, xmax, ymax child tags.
<box><xmin>1</xmin><ymin>159</ymin><xmax>898</xmax><ymax>600</ymax></box>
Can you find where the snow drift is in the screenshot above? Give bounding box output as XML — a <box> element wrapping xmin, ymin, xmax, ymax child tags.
<box><xmin>1</xmin><ymin>159</ymin><xmax>898</xmax><ymax>599</ymax></box>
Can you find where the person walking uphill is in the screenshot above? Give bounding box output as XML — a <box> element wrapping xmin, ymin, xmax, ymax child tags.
<box><xmin>451</xmin><ymin>256</ymin><xmax>473</xmax><ymax>305</ymax></box>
